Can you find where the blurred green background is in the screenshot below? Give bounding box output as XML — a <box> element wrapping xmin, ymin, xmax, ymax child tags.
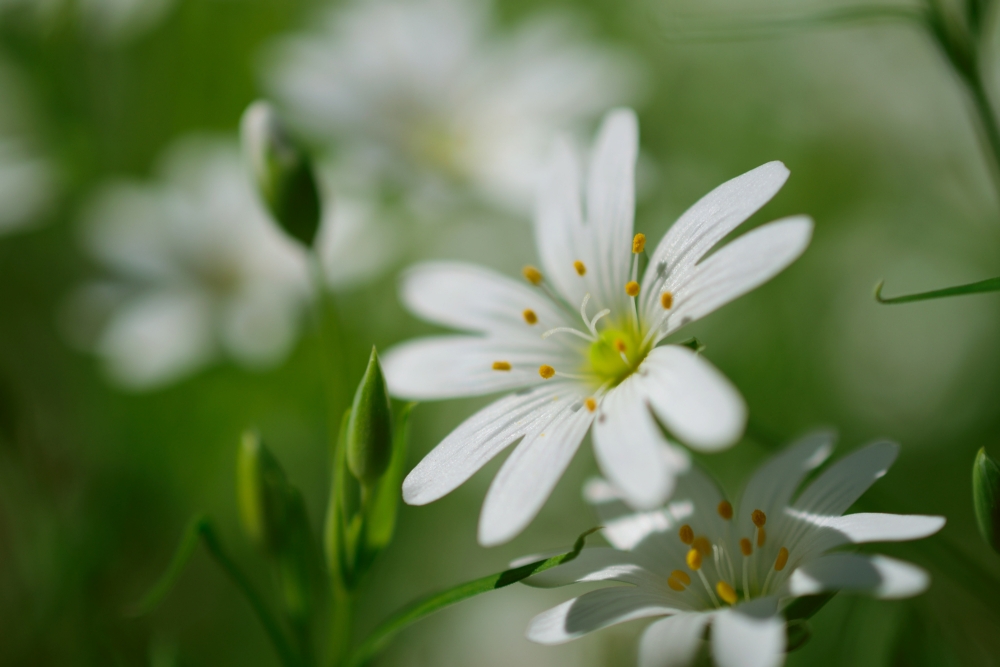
<box><xmin>2</xmin><ymin>0</ymin><xmax>1000</xmax><ymax>665</ymax></box>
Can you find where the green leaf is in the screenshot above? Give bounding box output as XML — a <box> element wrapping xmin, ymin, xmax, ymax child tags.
<box><xmin>973</xmin><ymin>447</ymin><xmax>1000</xmax><ymax>554</ymax></box>
<box><xmin>365</xmin><ymin>402</ymin><xmax>415</xmax><ymax>551</ymax></box>
<box><xmin>345</xmin><ymin>528</ymin><xmax>601</xmax><ymax>667</ymax></box>
<box><xmin>678</xmin><ymin>337</ymin><xmax>706</xmax><ymax>353</ymax></box>
<box><xmin>128</xmin><ymin>514</ymin><xmax>209</xmax><ymax>617</ymax></box>
<box><xmin>874</xmin><ymin>276</ymin><xmax>1000</xmax><ymax>304</ymax></box>
<box><xmin>346</xmin><ymin>347</ymin><xmax>394</xmax><ymax>486</ymax></box>
<box><xmin>785</xmin><ymin>618</ymin><xmax>811</xmax><ymax>652</ymax></box>
<box><xmin>783</xmin><ymin>592</ymin><xmax>836</xmax><ymax>621</ymax></box>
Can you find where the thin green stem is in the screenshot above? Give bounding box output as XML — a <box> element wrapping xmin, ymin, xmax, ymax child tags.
<box><xmin>328</xmin><ymin>578</ymin><xmax>354</xmax><ymax>667</ymax></box>
<box><xmin>308</xmin><ymin>253</ymin><xmax>348</xmax><ymax>428</ymax></box>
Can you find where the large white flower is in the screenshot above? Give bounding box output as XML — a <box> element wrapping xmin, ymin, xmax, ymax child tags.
<box><xmin>76</xmin><ymin>137</ymin><xmax>392</xmax><ymax>390</ymax></box>
<box><xmin>524</xmin><ymin>432</ymin><xmax>946</xmax><ymax>667</ymax></box>
<box><xmin>263</xmin><ymin>0</ymin><xmax>639</xmax><ymax>213</ymax></box>
<box><xmin>383</xmin><ymin>109</ymin><xmax>814</xmax><ymax>545</ymax></box>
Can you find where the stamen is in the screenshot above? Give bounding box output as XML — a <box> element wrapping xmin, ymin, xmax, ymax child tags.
<box><xmin>774</xmin><ymin>547</ymin><xmax>789</xmax><ymax>572</ymax></box>
<box><xmin>670</xmin><ymin>570</ymin><xmax>691</xmax><ymax>586</ymax></box>
<box><xmin>757</xmin><ymin>527</ymin><xmax>767</xmax><ymax>548</ymax></box>
<box><xmin>716</xmin><ymin>581</ymin><xmax>738</xmax><ymax>605</ymax></box>
<box><xmin>739</xmin><ymin>538</ymin><xmax>752</xmax><ymax>556</ymax></box>
<box><xmin>614</xmin><ymin>339</ymin><xmax>627</xmax><ymax>352</ymax></box>
<box><xmin>538</xmin><ymin>365</ymin><xmax>555</xmax><ymax>379</ymax></box>
<box><xmin>492</xmin><ymin>361</ymin><xmax>511</xmax><ymax>371</ymax></box>
<box><xmin>632</xmin><ymin>233</ymin><xmax>646</xmax><ymax>254</ymax></box>
<box><xmin>542</xmin><ymin>326</ymin><xmax>594</xmax><ymax>342</ymax></box>
<box><xmin>589</xmin><ymin>308</ymin><xmax>610</xmax><ymax>331</ymax></box>
<box><xmin>692</xmin><ymin>536</ymin><xmax>712</xmax><ymax>557</ymax></box>
<box><xmin>678</xmin><ymin>525</ymin><xmax>694</xmax><ymax>545</ymax></box>
<box><xmin>625</xmin><ymin>281</ymin><xmax>640</xmax><ymax>297</ymax></box>
<box><xmin>686</xmin><ymin>548</ymin><xmax>702</xmax><ymax>571</ymax></box>
<box><xmin>742</xmin><ymin>550</ymin><xmax>750</xmax><ymax>602</ymax></box>
<box><xmin>751</xmin><ymin>509</ymin><xmax>767</xmax><ymax>527</ymax></box>
<box><xmin>717</xmin><ymin>500</ymin><xmax>733</xmax><ymax>520</ymax></box>
<box><xmin>660</xmin><ymin>291</ymin><xmax>673</xmax><ymax>310</ymax></box>
<box><xmin>522</xmin><ymin>266</ymin><xmax>543</xmax><ymax>285</ymax></box>
<box><xmin>573</xmin><ymin>260</ymin><xmax>586</xmax><ymax>276</ymax></box>
<box><xmin>695</xmin><ymin>567</ymin><xmax>720</xmax><ymax>607</ymax></box>
<box><xmin>584</xmin><ymin>398</ymin><xmax>597</xmax><ymax>412</ymax></box>
<box><xmin>667</xmin><ymin>577</ymin><xmax>686</xmax><ymax>592</ymax></box>
<box><xmin>522</xmin><ymin>309</ymin><xmax>538</xmax><ymax>325</ymax></box>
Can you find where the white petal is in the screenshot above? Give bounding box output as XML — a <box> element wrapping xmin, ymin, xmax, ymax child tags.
<box><xmin>592</xmin><ymin>375</ymin><xmax>672</xmax><ymax>510</ymax></box>
<box><xmin>98</xmin><ymin>290</ymin><xmax>214</xmax><ymax>390</ymax></box>
<box><xmin>641</xmin><ymin>162</ymin><xmax>790</xmax><ymax>311</ymax></box>
<box><xmin>737</xmin><ymin>430</ymin><xmax>835</xmax><ymax>538</ymax></box>
<box><xmin>657</xmin><ymin>217</ymin><xmax>813</xmax><ymax>338</ymax></box>
<box><xmin>639</xmin><ymin>613</ymin><xmax>711</xmax><ymax>667</ymax></box>
<box><xmin>641</xmin><ymin>345</ymin><xmax>746</xmax><ymax>451</ymax></box>
<box><xmin>585</xmin><ymin>108</ymin><xmax>637</xmax><ymax>314</ymax></box>
<box><xmin>382</xmin><ymin>335</ymin><xmax>574</xmax><ymax>400</ymax></box>
<box><xmin>401</xmin><ymin>385</ymin><xmax>564</xmax><ymax>505</ymax></box>
<box><xmin>526</xmin><ymin>587</ymin><xmax>676</xmax><ymax>645</ymax></box>
<box><xmin>790</xmin><ymin>513</ymin><xmax>945</xmax><ymax>563</ymax></box>
<box><xmin>478</xmin><ymin>394</ymin><xmax>594</xmax><ymax>545</ymax></box>
<box><xmin>316</xmin><ymin>194</ymin><xmax>396</xmax><ymax>288</ymax></box>
<box><xmin>710</xmin><ymin>598</ymin><xmax>784</xmax><ymax>667</ymax></box>
<box><xmin>400</xmin><ymin>261</ymin><xmax>570</xmax><ymax>335</ymax></box>
<box><xmin>793</xmin><ymin>440</ymin><xmax>899</xmax><ymax>517</ymax></box>
<box><xmin>787</xmin><ymin>553</ymin><xmax>930</xmax><ymax>599</ymax></box>
<box><xmin>219</xmin><ymin>284</ymin><xmax>302</xmax><ymax>367</ymax></box>
<box><xmin>524</xmin><ymin>548</ymin><xmax>662</xmax><ymax>589</ymax></box>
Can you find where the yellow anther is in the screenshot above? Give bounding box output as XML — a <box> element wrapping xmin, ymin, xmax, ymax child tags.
<box><xmin>717</xmin><ymin>500</ymin><xmax>733</xmax><ymax>520</ymax></box>
<box><xmin>492</xmin><ymin>361</ymin><xmax>511</xmax><ymax>371</ymax></box>
<box><xmin>716</xmin><ymin>581</ymin><xmax>738</xmax><ymax>605</ymax></box>
<box><xmin>614</xmin><ymin>338</ymin><xmax>627</xmax><ymax>352</ymax></box>
<box><xmin>660</xmin><ymin>291</ymin><xmax>673</xmax><ymax>309</ymax></box>
<box><xmin>686</xmin><ymin>548</ymin><xmax>702</xmax><ymax>571</ymax></box>
<box><xmin>739</xmin><ymin>538</ymin><xmax>752</xmax><ymax>556</ymax></box>
<box><xmin>678</xmin><ymin>525</ymin><xmax>694</xmax><ymax>545</ymax></box>
<box><xmin>584</xmin><ymin>398</ymin><xmax>597</xmax><ymax>412</ymax></box>
<box><xmin>774</xmin><ymin>547</ymin><xmax>789</xmax><ymax>572</ymax></box>
<box><xmin>522</xmin><ymin>266</ymin><xmax>543</xmax><ymax>285</ymax></box>
<box><xmin>751</xmin><ymin>509</ymin><xmax>767</xmax><ymax>528</ymax></box>
<box><xmin>573</xmin><ymin>260</ymin><xmax>586</xmax><ymax>276</ymax></box>
<box><xmin>667</xmin><ymin>577</ymin><xmax>686</xmax><ymax>592</ymax></box>
<box><xmin>692</xmin><ymin>536</ymin><xmax>712</xmax><ymax>556</ymax></box>
<box><xmin>522</xmin><ymin>309</ymin><xmax>538</xmax><ymax>325</ymax></box>
<box><xmin>538</xmin><ymin>365</ymin><xmax>555</xmax><ymax>379</ymax></box>
<box><xmin>757</xmin><ymin>527</ymin><xmax>767</xmax><ymax>548</ymax></box>
<box><xmin>670</xmin><ymin>570</ymin><xmax>691</xmax><ymax>586</ymax></box>
<box><xmin>632</xmin><ymin>233</ymin><xmax>646</xmax><ymax>254</ymax></box>
<box><xmin>625</xmin><ymin>281</ymin><xmax>640</xmax><ymax>297</ymax></box>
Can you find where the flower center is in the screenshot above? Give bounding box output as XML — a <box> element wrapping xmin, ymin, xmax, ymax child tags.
<box><xmin>587</xmin><ymin>326</ymin><xmax>647</xmax><ymax>386</ymax></box>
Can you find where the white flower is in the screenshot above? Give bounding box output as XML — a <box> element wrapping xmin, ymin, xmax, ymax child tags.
<box><xmin>524</xmin><ymin>432</ymin><xmax>945</xmax><ymax>667</ymax></box>
<box><xmin>383</xmin><ymin>108</ymin><xmax>814</xmax><ymax>546</ymax></box>
<box><xmin>263</xmin><ymin>0</ymin><xmax>640</xmax><ymax>213</ymax></box>
<box><xmin>77</xmin><ymin>136</ymin><xmax>392</xmax><ymax>390</ymax></box>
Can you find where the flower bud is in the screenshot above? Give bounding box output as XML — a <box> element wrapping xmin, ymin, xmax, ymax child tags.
<box><xmin>237</xmin><ymin>430</ymin><xmax>290</xmax><ymax>553</ymax></box>
<box><xmin>240</xmin><ymin>100</ymin><xmax>321</xmax><ymax>247</ymax></box>
<box><xmin>346</xmin><ymin>347</ymin><xmax>393</xmax><ymax>486</ymax></box>
<box><xmin>973</xmin><ymin>447</ymin><xmax>1000</xmax><ymax>553</ymax></box>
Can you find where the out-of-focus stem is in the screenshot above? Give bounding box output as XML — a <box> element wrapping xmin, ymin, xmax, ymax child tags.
<box><xmin>328</xmin><ymin>579</ymin><xmax>354</xmax><ymax>667</ymax></box>
<box><xmin>308</xmin><ymin>254</ymin><xmax>348</xmax><ymax>441</ymax></box>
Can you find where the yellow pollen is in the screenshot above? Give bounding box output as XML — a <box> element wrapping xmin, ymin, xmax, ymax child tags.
<box><xmin>686</xmin><ymin>548</ymin><xmax>702</xmax><ymax>571</ymax></box>
<box><xmin>614</xmin><ymin>339</ymin><xmax>627</xmax><ymax>352</ymax></box>
<box><xmin>671</xmin><ymin>570</ymin><xmax>692</xmax><ymax>585</ymax></box>
<box><xmin>660</xmin><ymin>291</ymin><xmax>673</xmax><ymax>309</ymax></box>
<box><xmin>522</xmin><ymin>266</ymin><xmax>543</xmax><ymax>285</ymax></box>
<box><xmin>584</xmin><ymin>398</ymin><xmax>597</xmax><ymax>412</ymax></box>
<box><xmin>717</xmin><ymin>500</ymin><xmax>733</xmax><ymax>520</ymax></box>
<box><xmin>739</xmin><ymin>538</ymin><xmax>752</xmax><ymax>556</ymax></box>
<box><xmin>522</xmin><ymin>309</ymin><xmax>538</xmax><ymax>325</ymax></box>
<box><xmin>716</xmin><ymin>581</ymin><xmax>738</xmax><ymax>605</ymax></box>
<box><xmin>692</xmin><ymin>536</ymin><xmax>712</xmax><ymax>556</ymax></box>
<box><xmin>774</xmin><ymin>547</ymin><xmax>789</xmax><ymax>572</ymax></box>
<box><xmin>573</xmin><ymin>260</ymin><xmax>586</xmax><ymax>276</ymax></box>
<box><xmin>751</xmin><ymin>509</ymin><xmax>767</xmax><ymax>528</ymax></box>
<box><xmin>632</xmin><ymin>233</ymin><xmax>646</xmax><ymax>254</ymax></box>
<box><xmin>667</xmin><ymin>577</ymin><xmax>686</xmax><ymax>592</ymax></box>
<box><xmin>625</xmin><ymin>281</ymin><xmax>640</xmax><ymax>297</ymax></box>
<box><xmin>678</xmin><ymin>525</ymin><xmax>694</xmax><ymax>545</ymax></box>
<box><xmin>538</xmin><ymin>365</ymin><xmax>555</xmax><ymax>379</ymax></box>
<box><xmin>757</xmin><ymin>527</ymin><xmax>767</xmax><ymax>548</ymax></box>
<box><xmin>492</xmin><ymin>361</ymin><xmax>511</xmax><ymax>371</ymax></box>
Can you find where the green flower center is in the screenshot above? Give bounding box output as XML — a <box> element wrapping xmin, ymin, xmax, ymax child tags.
<box><xmin>587</xmin><ymin>326</ymin><xmax>648</xmax><ymax>387</ymax></box>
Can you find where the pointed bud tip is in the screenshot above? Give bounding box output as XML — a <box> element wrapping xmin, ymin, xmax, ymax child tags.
<box><xmin>346</xmin><ymin>347</ymin><xmax>393</xmax><ymax>485</ymax></box>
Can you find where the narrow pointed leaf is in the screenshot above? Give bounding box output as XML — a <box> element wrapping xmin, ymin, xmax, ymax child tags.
<box><xmin>973</xmin><ymin>447</ymin><xmax>1000</xmax><ymax>553</ymax></box>
<box><xmin>874</xmin><ymin>276</ymin><xmax>1000</xmax><ymax>304</ymax></box>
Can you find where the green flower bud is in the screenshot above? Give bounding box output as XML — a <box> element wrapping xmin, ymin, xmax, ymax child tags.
<box><xmin>346</xmin><ymin>347</ymin><xmax>393</xmax><ymax>486</ymax></box>
<box><xmin>237</xmin><ymin>430</ymin><xmax>291</xmax><ymax>553</ymax></box>
<box><xmin>240</xmin><ymin>100</ymin><xmax>321</xmax><ymax>247</ymax></box>
<box><xmin>973</xmin><ymin>447</ymin><xmax>1000</xmax><ymax>553</ymax></box>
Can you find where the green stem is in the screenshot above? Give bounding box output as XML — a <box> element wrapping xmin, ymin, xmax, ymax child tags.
<box><xmin>308</xmin><ymin>253</ymin><xmax>348</xmax><ymax>429</ymax></box>
<box><xmin>328</xmin><ymin>578</ymin><xmax>354</xmax><ymax>667</ymax></box>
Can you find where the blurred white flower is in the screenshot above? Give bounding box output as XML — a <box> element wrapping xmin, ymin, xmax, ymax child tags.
<box><xmin>0</xmin><ymin>59</ymin><xmax>56</xmax><ymax>236</ymax></box>
<box><xmin>264</xmin><ymin>0</ymin><xmax>641</xmax><ymax>214</ymax></box>
<box><xmin>0</xmin><ymin>0</ymin><xmax>175</xmax><ymax>42</ymax></box>
<box><xmin>524</xmin><ymin>432</ymin><xmax>945</xmax><ymax>667</ymax></box>
<box><xmin>383</xmin><ymin>110</ymin><xmax>812</xmax><ymax>546</ymax></box>
<box><xmin>76</xmin><ymin>137</ymin><xmax>393</xmax><ymax>390</ymax></box>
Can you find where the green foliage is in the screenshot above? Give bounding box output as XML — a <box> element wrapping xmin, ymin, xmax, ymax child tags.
<box><xmin>874</xmin><ymin>277</ymin><xmax>1000</xmax><ymax>304</ymax></box>
<box><xmin>345</xmin><ymin>348</ymin><xmax>393</xmax><ymax>486</ymax></box>
<box><xmin>973</xmin><ymin>447</ymin><xmax>1000</xmax><ymax>554</ymax></box>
